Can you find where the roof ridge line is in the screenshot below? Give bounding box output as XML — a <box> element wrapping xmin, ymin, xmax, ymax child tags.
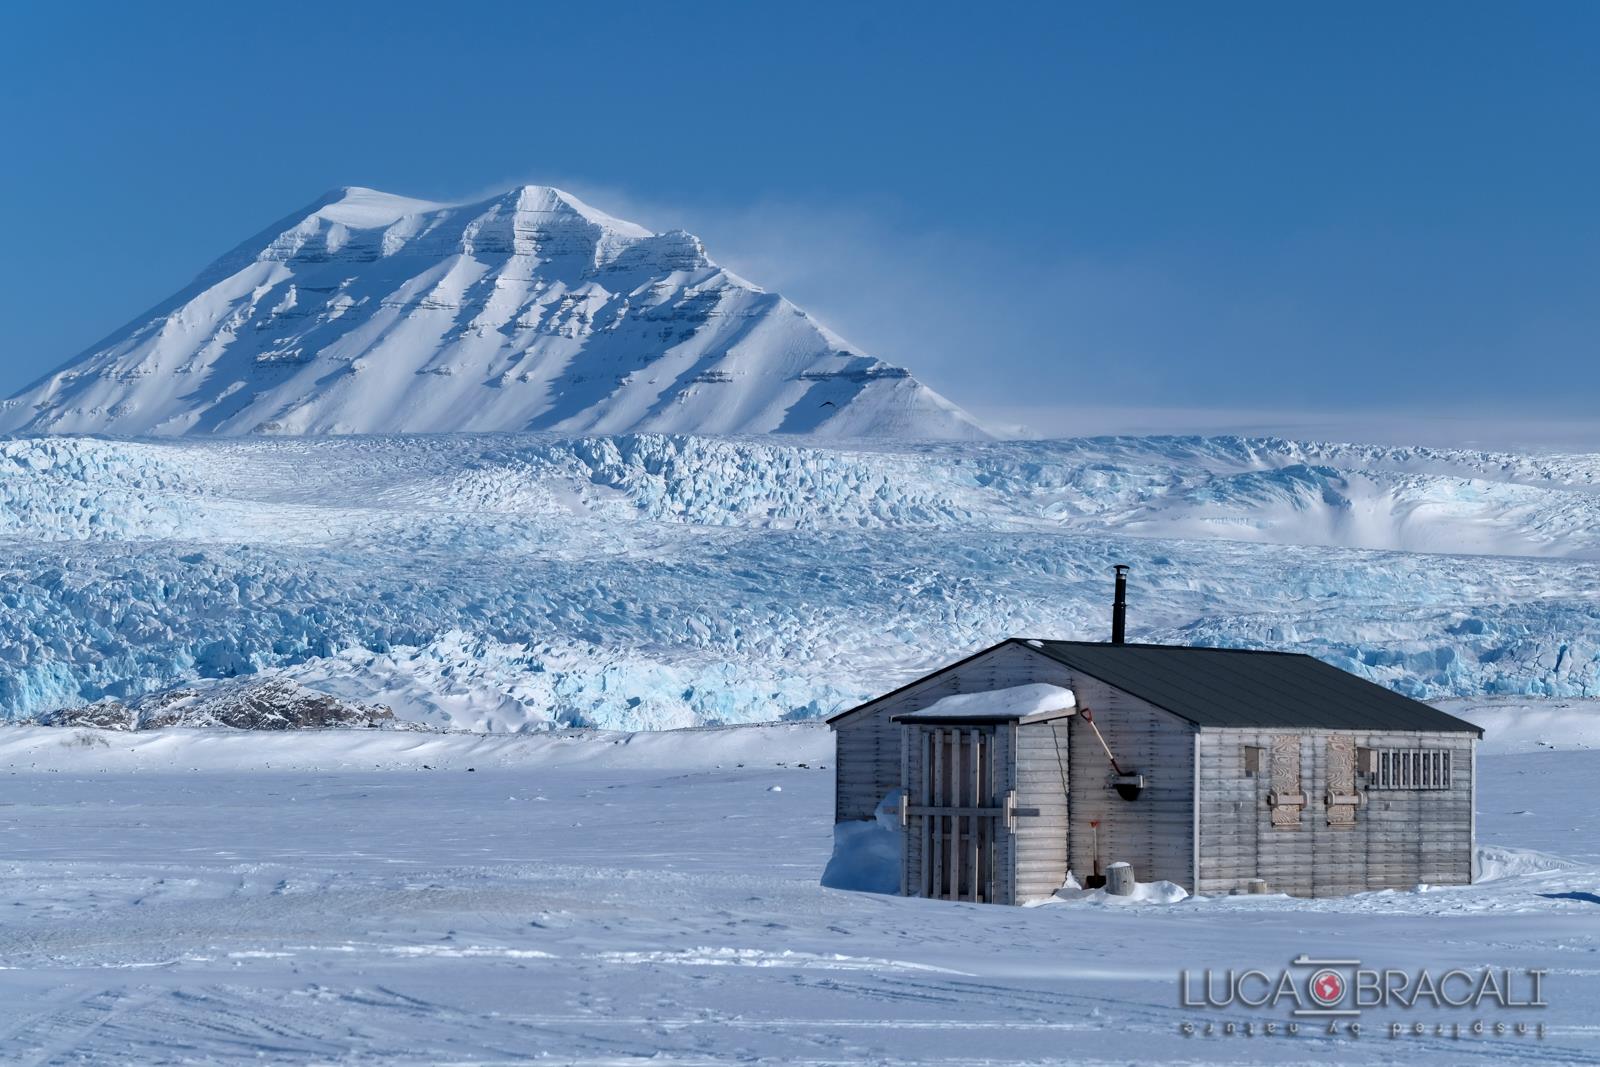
<box><xmin>1028</xmin><ymin>638</ymin><xmax>1313</xmax><ymax>658</ymax></box>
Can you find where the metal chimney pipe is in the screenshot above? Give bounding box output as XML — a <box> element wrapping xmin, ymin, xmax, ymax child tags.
<box><xmin>1111</xmin><ymin>565</ymin><xmax>1129</xmax><ymax>645</ymax></box>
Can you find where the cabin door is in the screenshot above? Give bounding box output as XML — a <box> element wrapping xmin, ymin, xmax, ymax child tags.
<box><xmin>1312</xmin><ymin>735</ymin><xmax>1363</xmax><ymax>897</ymax></box>
<box><xmin>905</xmin><ymin>726</ymin><xmax>1001</xmax><ymax>903</ymax></box>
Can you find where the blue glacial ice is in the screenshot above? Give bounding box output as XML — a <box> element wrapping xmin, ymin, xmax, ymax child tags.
<box><xmin>0</xmin><ymin>432</ymin><xmax>1596</xmax><ymax>729</ymax></box>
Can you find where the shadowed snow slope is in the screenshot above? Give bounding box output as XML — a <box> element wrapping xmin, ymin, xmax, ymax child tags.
<box><xmin>0</xmin><ymin>433</ymin><xmax>1596</xmax><ymax>729</ymax></box>
<box><xmin>0</xmin><ymin>186</ymin><xmax>986</xmax><ymax>440</ymax></box>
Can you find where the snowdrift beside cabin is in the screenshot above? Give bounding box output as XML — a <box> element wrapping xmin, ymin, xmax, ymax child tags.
<box><xmin>822</xmin><ymin>790</ymin><xmax>904</xmax><ymax>894</ymax></box>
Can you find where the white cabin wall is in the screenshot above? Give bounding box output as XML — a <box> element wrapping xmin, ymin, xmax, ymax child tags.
<box><xmin>1012</xmin><ymin>720</ymin><xmax>1071</xmax><ymax>901</ymax></box>
<box><xmin>1066</xmin><ymin>675</ymin><xmax>1197</xmax><ymax>890</ymax></box>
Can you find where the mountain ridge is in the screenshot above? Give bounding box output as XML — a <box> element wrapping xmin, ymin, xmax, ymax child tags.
<box><xmin>0</xmin><ymin>185</ymin><xmax>989</xmax><ymax>440</ymax></box>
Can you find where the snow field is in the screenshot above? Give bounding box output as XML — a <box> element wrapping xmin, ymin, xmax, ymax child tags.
<box><xmin>1</xmin><ymin>719</ymin><xmax>1598</xmax><ymax>1064</ymax></box>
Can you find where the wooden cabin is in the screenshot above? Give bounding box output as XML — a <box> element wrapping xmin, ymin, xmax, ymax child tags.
<box><xmin>828</xmin><ymin>637</ymin><xmax>1482</xmax><ymax>904</ymax></box>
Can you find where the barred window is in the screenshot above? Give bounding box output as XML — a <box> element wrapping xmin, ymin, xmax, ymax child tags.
<box><xmin>1372</xmin><ymin>748</ymin><xmax>1451</xmax><ymax>790</ymax></box>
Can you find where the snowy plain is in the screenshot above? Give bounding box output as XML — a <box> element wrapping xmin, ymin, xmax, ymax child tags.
<box><xmin>1</xmin><ymin>712</ymin><xmax>1599</xmax><ymax>1065</ymax></box>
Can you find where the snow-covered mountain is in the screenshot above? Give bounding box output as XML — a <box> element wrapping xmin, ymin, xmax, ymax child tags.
<box><xmin>0</xmin><ymin>186</ymin><xmax>986</xmax><ymax>439</ymax></box>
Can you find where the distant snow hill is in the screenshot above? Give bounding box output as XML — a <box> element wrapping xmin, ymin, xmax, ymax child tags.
<box><xmin>0</xmin><ymin>186</ymin><xmax>987</xmax><ymax>439</ymax></box>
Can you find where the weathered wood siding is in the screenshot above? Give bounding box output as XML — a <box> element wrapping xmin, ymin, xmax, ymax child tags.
<box><xmin>837</xmin><ymin>643</ymin><xmax>1200</xmax><ymax>902</ymax></box>
<box><xmin>1195</xmin><ymin>729</ymin><xmax>1475</xmax><ymax>898</ymax></box>
<box><xmin>901</xmin><ymin>725</ymin><xmax>919</xmax><ymax>897</ymax></box>
<box><xmin>1012</xmin><ymin>719</ymin><xmax>1071</xmax><ymax>901</ymax></box>
<box><xmin>1066</xmin><ymin>675</ymin><xmax>1198</xmax><ymax>890</ymax></box>
<box><xmin>830</xmin><ymin>643</ymin><xmax>1070</xmax><ymax>822</ymax></box>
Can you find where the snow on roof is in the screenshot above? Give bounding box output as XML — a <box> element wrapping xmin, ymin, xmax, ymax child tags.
<box><xmin>893</xmin><ymin>683</ymin><xmax>1077</xmax><ymax>724</ymax></box>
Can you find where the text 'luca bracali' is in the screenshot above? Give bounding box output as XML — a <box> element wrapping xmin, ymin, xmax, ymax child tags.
<box><xmin>1178</xmin><ymin>955</ymin><xmax>1547</xmax><ymax>1041</ymax></box>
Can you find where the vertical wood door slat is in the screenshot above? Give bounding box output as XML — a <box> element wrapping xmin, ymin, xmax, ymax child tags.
<box><xmin>933</xmin><ymin>728</ymin><xmax>941</xmax><ymax>899</ymax></box>
<box><xmin>900</xmin><ymin>726</ymin><xmax>911</xmax><ymax>897</ymax></box>
<box><xmin>985</xmin><ymin>726</ymin><xmax>998</xmax><ymax>902</ymax></box>
<box><xmin>952</xmin><ymin>728</ymin><xmax>962</xmax><ymax>901</ymax></box>
<box><xmin>969</xmin><ymin>727</ymin><xmax>981</xmax><ymax>902</ymax></box>
<box><xmin>949</xmin><ymin>729</ymin><xmax>962</xmax><ymax>900</ymax></box>
<box><xmin>984</xmin><ymin>729</ymin><xmax>995</xmax><ymax>902</ymax></box>
<box><xmin>920</xmin><ymin>728</ymin><xmax>933</xmax><ymax>899</ymax></box>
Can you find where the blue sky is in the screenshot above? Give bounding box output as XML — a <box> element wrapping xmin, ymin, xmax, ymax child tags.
<box><xmin>2</xmin><ymin>1</ymin><xmax>1595</xmax><ymax>442</ymax></box>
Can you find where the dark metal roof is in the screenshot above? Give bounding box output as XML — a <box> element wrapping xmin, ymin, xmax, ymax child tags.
<box><xmin>1027</xmin><ymin>640</ymin><xmax>1482</xmax><ymax>735</ymax></box>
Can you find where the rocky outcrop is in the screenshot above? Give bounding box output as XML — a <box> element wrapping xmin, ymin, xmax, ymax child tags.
<box><xmin>31</xmin><ymin>677</ymin><xmax>424</xmax><ymax>731</ymax></box>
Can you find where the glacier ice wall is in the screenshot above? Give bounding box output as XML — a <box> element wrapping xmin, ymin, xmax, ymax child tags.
<box><xmin>0</xmin><ymin>433</ymin><xmax>1596</xmax><ymax>729</ymax></box>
